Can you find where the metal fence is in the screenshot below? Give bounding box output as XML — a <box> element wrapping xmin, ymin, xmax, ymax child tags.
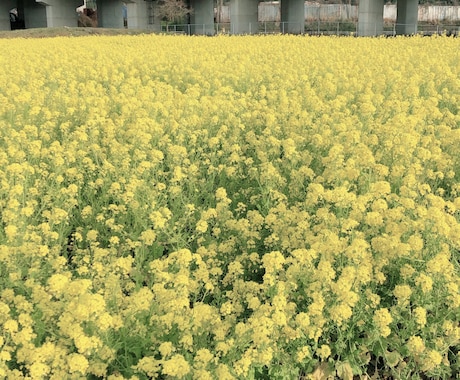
<box><xmin>157</xmin><ymin>21</ymin><xmax>460</xmax><ymax>36</ymax></box>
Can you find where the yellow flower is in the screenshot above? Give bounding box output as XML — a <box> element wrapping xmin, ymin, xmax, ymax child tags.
<box><xmin>415</xmin><ymin>273</ymin><xmax>433</xmax><ymax>293</ymax></box>
<box><xmin>47</xmin><ymin>273</ymin><xmax>70</xmax><ymax>296</ymax></box>
<box><xmin>20</xmin><ymin>206</ymin><xmax>34</xmax><ymax>217</ymax></box>
<box><xmin>195</xmin><ymin>220</ymin><xmax>208</xmax><ymax>234</ymax></box>
<box><xmin>393</xmin><ymin>284</ymin><xmax>412</xmax><ymax>305</ymax></box>
<box><xmin>427</xmin><ymin>252</ymin><xmax>454</xmax><ymax>278</ymax></box>
<box><xmin>86</xmin><ymin>229</ymin><xmax>98</xmax><ymax>242</ymax></box>
<box><xmin>3</xmin><ymin>319</ymin><xmax>19</xmax><ymax>334</ymax></box>
<box><xmin>159</xmin><ymin>342</ymin><xmax>174</xmax><ymax>357</ymax></box>
<box><xmin>407</xmin><ymin>234</ymin><xmax>424</xmax><ymax>252</ymax></box>
<box><xmin>365</xmin><ymin>211</ymin><xmax>384</xmax><ymax>227</ymax></box>
<box><xmin>140</xmin><ymin>229</ymin><xmax>157</xmax><ymax>246</ymax></box>
<box><xmin>81</xmin><ymin>205</ymin><xmax>92</xmax><ymax>218</ymax></box>
<box><xmin>329</xmin><ymin>303</ymin><xmax>353</xmax><ymax>327</ymax></box>
<box><xmin>67</xmin><ymin>353</ymin><xmax>89</xmax><ymax>374</ymax></box>
<box><xmin>1</xmin><ymin>33</ymin><xmax>460</xmax><ymax>380</ymax></box>
<box><xmin>262</xmin><ymin>251</ymin><xmax>285</xmax><ymax>273</ymax></box>
<box><xmin>272</xmin><ymin>310</ymin><xmax>287</xmax><ymax>326</ymax></box>
<box><xmin>97</xmin><ymin>313</ymin><xmax>114</xmax><ymax>332</ymax></box>
<box><xmin>4</xmin><ymin>225</ymin><xmax>18</xmax><ymax>242</ymax></box>
<box><xmin>400</xmin><ymin>264</ymin><xmax>415</xmax><ymax>279</ymax></box>
<box><xmin>135</xmin><ymin>356</ymin><xmax>160</xmax><ymax>377</ymax></box>
<box><xmin>296</xmin><ymin>346</ymin><xmax>311</xmax><ymax>363</ymax></box>
<box><xmin>51</xmin><ymin>207</ymin><xmax>68</xmax><ymax>223</ymax></box>
<box><xmin>413</xmin><ymin>306</ymin><xmax>427</xmax><ymax>327</ymax></box>
<box><xmin>29</xmin><ymin>362</ymin><xmax>50</xmax><ymax>379</ymax></box>
<box><xmin>407</xmin><ymin>335</ymin><xmax>425</xmax><ymax>355</ymax></box>
<box><xmin>162</xmin><ymin>354</ymin><xmax>190</xmax><ymax>378</ymax></box>
<box><xmin>369</xmin><ymin>181</ymin><xmax>391</xmax><ymax>195</ymax></box>
<box><xmin>295</xmin><ymin>312</ymin><xmax>310</xmax><ymax>330</ymax></box>
<box><xmin>373</xmin><ymin>308</ymin><xmax>393</xmax><ymax>337</ymax></box>
<box><xmin>180</xmin><ymin>334</ymin><xmax>194</xmax><ymax>350</ymax></box>
<box><xmin>109</xmin><ymin>236</ymin><xmax>120</xmax><ymax>246</ymax></box>
<box><xmin>149</xmin><ymin>210</ymin><xmax>169</xmax><ymax>229</ymax></box>
<box><xmin>215</xmin><ymin>363</ymin><xmax>236</xmax><ymax>380</ymax></box>
<box><xmin>215</xmin><ymin>187</ymin><xmax>229</xmax><ymax>202</ymax></box>
<box><xmin>316</xmin><ymin>344</ymin><xmax>331</xmax><ymax>360</ymax></box>
<box><xmin>194</xmin><ymin>348</ymin><xmax>214</xmax><ymax>365</ymax></box>
<box><xmin>421</xmin><ymin>349</ymin><xmax>443</xmax><ymax>371</ymax></box>
<box><xmin>0</xmin><ymin>350</ymin><xmax>10</xmax><ymax>361</ymax></box>
<box><xmin>234</xmin><ymin>353</ymin><xmax>252</xmax><ymax>377</ymax></box>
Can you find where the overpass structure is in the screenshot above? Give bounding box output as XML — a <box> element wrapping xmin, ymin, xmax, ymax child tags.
<box><xmin>0</xmin><ymin>0</ymin><xmax>419</xmax><ymax>36</ymax></box>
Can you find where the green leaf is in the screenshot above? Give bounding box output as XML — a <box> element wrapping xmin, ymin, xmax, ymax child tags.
<box><xmin>386</xmin><ymin>350</ymin><xmax>401</xmax><ymax>368</ymax></box>
<box><xmin>312</xmin><ymin>362</ymin><xmax>335</xmax><ymax>380</ymax></box>
<box><xmin>336</xmin><ymin>361</ymin><xmax>354</xmax><ymax>380</ymax></box>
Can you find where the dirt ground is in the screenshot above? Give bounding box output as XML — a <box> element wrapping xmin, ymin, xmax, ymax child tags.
<box><xmin>0</xmin><ymin>27</ymin><xmax>157</xmax><ymax>39</ymax></box>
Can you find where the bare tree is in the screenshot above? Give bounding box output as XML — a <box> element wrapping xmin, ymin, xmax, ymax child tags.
<box><xmin>157</xmin><ymin>0</ymin><xmax>193</xmax><ymax>23</ymax></box>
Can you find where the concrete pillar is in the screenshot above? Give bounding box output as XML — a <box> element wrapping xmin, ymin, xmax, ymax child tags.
<box><xmin>126</xmin><ymin>0</ymin><xmax>148</xmax><ymax>29</ymax></box>
<box><xmin>98</xmin><ymin>0</ymin><xmax>125</xmax><ymax>28</ymax></box>
<box><xmin>358</xmin><ymin>0</ymin><xmax>384</xmax><ymax>36</ymax></box>
<box><xmin>396</xmin><ymin>0</ymin><xmax>418</xmax><ymax>35</ymax></box>
<box><xmin>230</xmin><ymin>0</ymin><xmax>259</xmax><ymax>34</ymax></box>
<box><xmin>24</xmin><ymin>0</ymin><xmax>47</xmax><ymax>28</ymax></box>
<box><xmin>190</xmin><ymin>0</ymin><xmax>214</xmax><ymax>35</ymax></box>
<box><xmin>281</xmin><ymin>0</ymin><xmax>305</xmax><ymax>34</ymax></box>
<box><xmin>36</xmin><ymin>0</ymin><xmax>83</xmax><ymax>27</ymax></box>
<box><xmin>0</xmin><ymin>1</ymin><xmax>18</xmax><ymax>30</ymax></box>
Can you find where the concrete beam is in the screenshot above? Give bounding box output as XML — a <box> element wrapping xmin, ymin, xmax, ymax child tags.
<box><xmin>0</xmin><ymin>1</ymin><xmax>18</xmax><ymax>30</ymax></box>
<box><xmin>358</xmin><ymin>0</ymin><xmax>384</xmax><ymax>36</ymax></box>
<box><xmin>396</xmin><ymin>0</ymin><xmax>418</xmax><ymax>34</ymax></box>
<box><xmin>190</xmin><ymin>0</ymin><xmax>214</xmax><ymax>35</ymax></box>
<box><xmin>230</xmin><ymin>0</ymin><xmax>259</xmax><ymax>34</ymax></box>
<box><xmin>281</xmin><ymin>0</ymin><xmax>305</xmax><ymax>34</ymax></box>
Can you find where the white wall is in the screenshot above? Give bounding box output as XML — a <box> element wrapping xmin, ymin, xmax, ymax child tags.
<box><xmin>216</xmin><ymin>2</ymin><xmax>460</xmax><ymax>23</ymax></box>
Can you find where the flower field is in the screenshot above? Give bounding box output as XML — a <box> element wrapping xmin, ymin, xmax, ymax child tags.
<box><xmin>0</xmin><ymin>34</ymin><xmax>459</xmax><ymax>379</ymax></box>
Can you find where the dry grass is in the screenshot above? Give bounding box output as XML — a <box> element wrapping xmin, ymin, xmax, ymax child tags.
<box><xmin>0</xmin><ymin>27</ymin><xmax>157</xmax><ymax>39</ymax></box>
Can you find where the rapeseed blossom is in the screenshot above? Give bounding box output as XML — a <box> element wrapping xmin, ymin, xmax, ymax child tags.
<box><xmin>374</xmin><ymin>308</ymin><xmax>393</xmax><ymax>338</ymax></box>
<box><xmin>0</xmin><ymin>33</ymin><xmax>459</xmax><ymax>379</ymax></box>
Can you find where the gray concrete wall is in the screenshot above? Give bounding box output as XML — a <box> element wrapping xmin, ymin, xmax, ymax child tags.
<box><xmin>190</xmin><ymin>0</ymin><xmax>215</xmax><ymax>35</ymax></box>
<box><xmin>37</xmin><ymin>0</ymin><xmax>82</xmax><ymax>27</ymax></box>
<box><xmin>0</xmin><ymin>1</ymin><xmax>18</xmax><ymax>30</ymax></box>
<box><xmin>358</xmin><ymin>0</ymin><xmax>384</xmax><ymax>36</ymax></box>
<box><xmin>24</xmin><ymin>0</ymin><xmax>47</xmax><ymax>28</ymax></box>
<box><xmin>98</xmin><ymin>0</ymin><xmax>125</xmax><ymax>28</ymax></box>
<box><xmin>396</xmin><ymin>0</ymin><xmax>418</xmax><ymax>34</ymax></box>
<box><xmin>126</xmin><ymin>0</ymin><xmax>149</xmax><ymax>29</ymax></box>
<box><xmin>281</xmin><ymin>0</ymin><xmax>305</xmax><ymax>34</ymax></box>
<box><xmin>230</xmin><ymin>0</ymin><xmax>259</xmax><ymax>34</ymax></box>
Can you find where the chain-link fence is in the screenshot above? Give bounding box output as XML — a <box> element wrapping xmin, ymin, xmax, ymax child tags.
<box><xmin>156</xmin><ymin>21</ymin><xmax>460</xmax><ymax>36</ymax></box>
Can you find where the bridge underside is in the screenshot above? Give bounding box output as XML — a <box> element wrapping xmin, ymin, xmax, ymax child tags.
<box><xmin>0</xmin><ymin>0</ymin><xmax>419</xmax><ymax>36</ymax></box>
<box><xmin>0</xmin><ymin>0</ymin><xmax>132</xmax><ymax>30</ymax></box>
<box><xmin>0</xmin><ymin>0</ymin><xmax>84</xmax><ymax>30</ymax></box>
<box><xmin>128</xmin><ymin>0</ymin><xmax>306</xmax><ymax>35</ymax></box>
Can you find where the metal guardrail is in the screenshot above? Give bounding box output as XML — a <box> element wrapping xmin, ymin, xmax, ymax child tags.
<box><xmin>156</xmin><ymin>21</ymin><xmax>460</xmax><ymax>36</ymax></box>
